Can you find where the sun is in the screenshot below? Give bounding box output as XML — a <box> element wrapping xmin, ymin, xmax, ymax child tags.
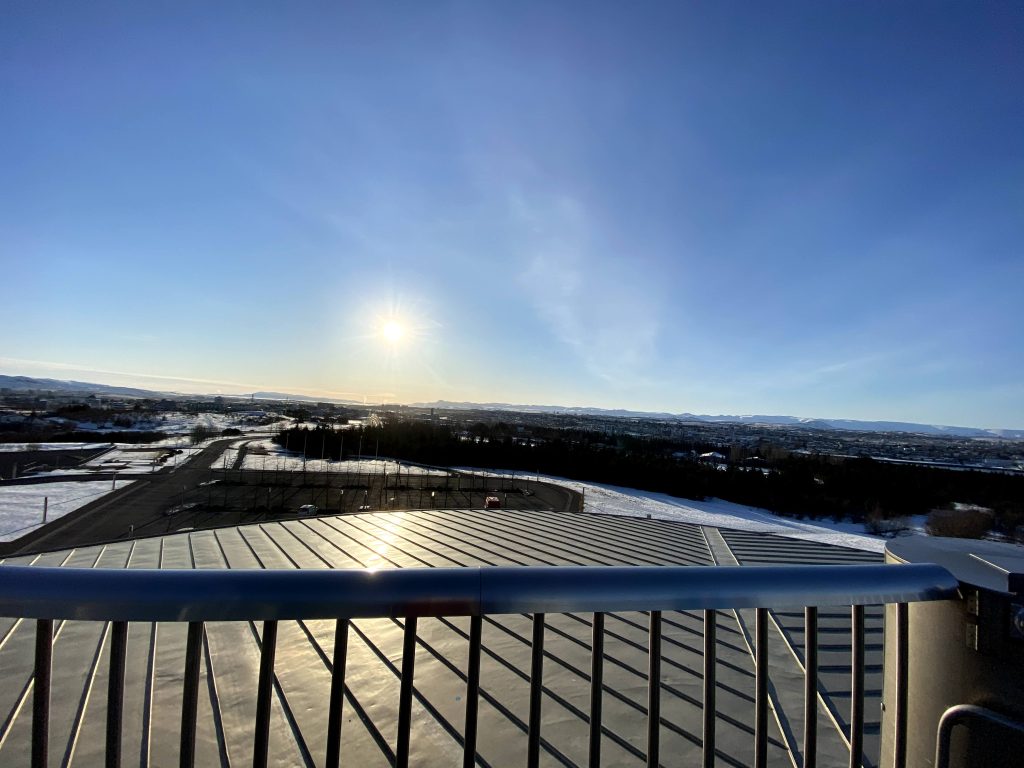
<box><xmin>381</xmin><ymin>320</ymin><xmax>406</xmax><ymax>344</ymax></box>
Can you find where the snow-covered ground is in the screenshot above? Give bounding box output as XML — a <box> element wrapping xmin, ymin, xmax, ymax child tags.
<box><xmin>1</xmin><ymin>410</ymin><xmax>289</xmax><ymax>440</ymax></box>
<box><xmin>66</xmin><ymin>410</ymin><xmax>288</xmax><ymax>436</ymax></box>
<box><xmin>81</xmin><ymin>447</ymin><xmax>164</xmax><ymax>472</ymax></box>
<box><xmin>24</xmin><ymin>443</ymin><xmax>210</xmax><ymax>478</ymax></box>
<box><xmin>464</xmin><ymin>468</ymin><xmax>896</xmax><ymax>553</ymax></box>
<box><xmin>1</xmin><ymin>411</ymin><xmax>289</xmax><ymax>478</ymax></box>
<box><xmin>229</xmin><ymin>438</ymin><xmax>450</xmax><ymax>476</ymax></box>
<box><xmin>0</xmin><ymin>442</ymin><xmax>111</xmax><ymax>453</ymax></box>
<box><xmin>0</xmin><ymin>480</ymin><xmax>135</xmax><ymax>542</ymax></box>
<box><xmin>148</xmin><ymin>412</ymin><xmax>290</xmax><ymax>436</ymax></box>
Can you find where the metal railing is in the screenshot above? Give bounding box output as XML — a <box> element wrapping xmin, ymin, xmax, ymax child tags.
<box><xmin>934</xmin><ymin>704</ymin><xmax>1024</xmax><ymax>768</ymax></box>
<box><xmin>0</xmin><ymin>563</ymin><xmax>958</xmax><ymax>768</ymax></box>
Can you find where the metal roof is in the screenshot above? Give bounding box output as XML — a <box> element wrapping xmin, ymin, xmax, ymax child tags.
<box><xmin>0</xmin><ymin>508</ymin><xmax>883</xmax><ymax>767</ymax></box>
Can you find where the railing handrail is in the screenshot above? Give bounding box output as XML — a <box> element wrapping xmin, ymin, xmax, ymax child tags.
<box><xmin>0</xmin><ymin>563</ymin><xmax>959</xmax><ymax>621</ymax></box>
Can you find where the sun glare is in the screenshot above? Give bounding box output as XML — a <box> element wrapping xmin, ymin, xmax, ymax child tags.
<box><xmin>381</xmin><ymin>320</ymin><xmax>405</xmax><ymax>343</ymax></box>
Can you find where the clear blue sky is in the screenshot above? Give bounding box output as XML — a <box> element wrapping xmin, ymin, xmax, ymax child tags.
<box><xmin>1</xmin><ymin>2</ymin><xmax>1021</xmax><ymax>427</ymax></box>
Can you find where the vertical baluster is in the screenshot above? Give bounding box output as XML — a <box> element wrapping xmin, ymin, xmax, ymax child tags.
<box><xmin>325</xmin><ymin>619</ymin><xmax>350</xmax><ymax>768</ymax></box>
<box><xmin>396</xmin><ymin>617</ymin><xmax>418</xmax><ymax>768</ymax></box>
<box><xmin>179</xmin><ymin>621</ymin><xmax>203</xmax><ymax>768</ymax></box>
<box><xmin>754</xmin><ymin>608</ymin><xmax>768</xmax><ymax>768</ymax></box>
<box><xmin>463</xmin><ymin>615</ymin><xmax>483</xmax><ymax>768</ymax></box>
<box><xmin>253</xmin><ymin>620</ymin><xmax>279</xmax><ymax>768</ymax></box>
<box><xmin>703</xmin><ymin>609</ymin><xmax>717</xmax><ymax>768</ymax></box>
<box><xmin>804</xmin><ymin>607</ymin><xmax>818</xmax><ymax>768</ymax></box>
<box><xmin>527</xmin><ymin>613</ymin><xmax>545</xmax><ymax>768</ymax></box>
<box><xmin>106</xmin><ymin>621</ymin><xmax>129</xmax><ymax>768</ymax></box>
<box><xmin>32</xmin><ymin>618</ymin><xmax>53</xmax><ymax>768</ymax></box>
<box><xmin>647</xmin><ymin>611</ymin><xmax>662</xmax><ymax>768</ymax></box>
<box><xmin>589</xmin><ymin>612</ymin><xmax>605</xmax><ymax>768</ymax></box>
<box><xmin>850</xmin><ymin>605</ymin><xmax>865</xmax><ymax>768</ymax></box>
<box><xmin>893</xmin><ymin>603</ymin><xmax>909</xmax><ymax>768</ymax></box>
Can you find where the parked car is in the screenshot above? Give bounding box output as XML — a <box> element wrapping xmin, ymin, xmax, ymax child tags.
<box><xmin>484</xmin><ymin>496</ymin><xmax>501</xmax><ymax>509</ymax></box>
<box><xmin>298</xmin><ymin>504</ymin><xmax>318</xmax><ymax>516</ymax></box>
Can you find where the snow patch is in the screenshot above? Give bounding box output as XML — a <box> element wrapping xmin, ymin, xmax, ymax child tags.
<box><xmin>0</xmin><ymin>480</ymin><xmax>135</xmax><ymax>542</ymax></box>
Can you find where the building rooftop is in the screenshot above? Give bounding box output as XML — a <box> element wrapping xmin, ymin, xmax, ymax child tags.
<box><xmin>0</xmin><ymin>508</ymin><xmax>882</xmax><ymax>767</ymax></box>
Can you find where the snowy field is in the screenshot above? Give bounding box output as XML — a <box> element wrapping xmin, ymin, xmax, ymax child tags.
<box><xmin>0</xmin><ymin>442</ymin><xmax>110</xmax><ymax>453</ymax></box>
<box><xmin>465</xmin><ymin>468</ymin><xmax>892</xmax><ymax>553</ymax></box>
<box><xmin>82</xmin><ymin>447</ymin><xmax>165</xmax><ymax>472</ymax></box>
<box><xmin>220</xmin><ymin>438</ymin><xmax>451</xmax><ymax>477</ymax></box>
<box><xmin>1</xmin><ymin>411</ymin><xmax>289</xmax><ymax>441</ymax></box>
<box><xmin>25</xmin><ymin>443</ymin><xmax>209</xmax><ymax>478</ymax></box>
<box><xmin>0</xmin><ymin>480</ymin><xmax>134</xmax><ymax>542</ymax></box>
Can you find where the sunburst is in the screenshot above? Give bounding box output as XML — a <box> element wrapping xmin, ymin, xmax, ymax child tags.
<box><xmin>381</xmin><ymin>320</ymin><xmax>406</xmax><ymax>344</ymax></box>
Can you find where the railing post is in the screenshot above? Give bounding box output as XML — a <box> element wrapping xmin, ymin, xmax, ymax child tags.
<box><xmin>703</xmin><ymin>609</ymin><xmax>717</xmax><ymax>768</ymax></box>
<box><xmin>754</xmin><ymin>608</ymin><xmax>768</xmax><ymax>768</ymax></box>
<box><xmin>850</xmin><ymin>605</ymin><xmax>865</xmax><ymax>768</ymax></box>
<box><xmin>32</xmin><ymin>618</ymin><xmax>53</xmax><ymax>768</ymax></box>
<box><xmin>463</xmin><ymin>615</ymin><xmax>483</xmax><ymax>768</ymax></box>
<box><xmin>325</xmin><ymin>619</ymin><xmax>349</xmax><ymax>768</ymax></box>
<box><xmin>893</xmin><ymin>602</ymin><xmax>908</xmax><ymax>768</ymax></box>
<box><xmin>254</xmin><ymin>620</ymin><xmax>279</xmax><ymax>768</ymax></box>
<box><xmin>527</xmin><ymin>613</ymin><xmax>546</xmax><ymax>768</ymax></box>
<box><xmin>396</xmin><ymin>617</ymin><xmax>418</xmax><ymax>768</ymax></box>
<box><xmin>589</xmin><ymin>612</ymin><xmax>605</xmax><ymax>768</ymax></box>
<box><xmin>179</xmin><ymin>621</ymin><xmax>203</xmax><ymax>768</ymax></box>
<box><xmin>106</xmin><ymin>620</ymin><xmax>129</xmax><ymax>768</ymax></box>
<box><xmin>804</xmin><ymin>606</ymin><xmax>818</xmax><ymax>768</ymax></box>
<box><xmin>647</xmin><ymin>611</ymin><xmax>661</xmax><ymax>768</ymax></box>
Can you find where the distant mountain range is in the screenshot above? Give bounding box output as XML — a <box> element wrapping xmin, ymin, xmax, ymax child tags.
<box><xmin>413</xmin><ymin>400</ymin><xmax>1024</xmax><ymax>440</ymax></box>
<box><xmin>0</xmin><ymin>376</ymin><xmax>363</xmax><ymax>405</ymax></box>
<box><xmin>0</xmin><ymin>375</ymin><xmax>163</xmax><ymax>399</ymax></box>
<box><xmin>2</xmin><ymin>375</ymin><xmax>1021</xmax><ymax>439</ymax></box>
<box><xmin>250</xmin><ymin>390</ymin><xmax>362</xmax><ymax>404</ymax></box>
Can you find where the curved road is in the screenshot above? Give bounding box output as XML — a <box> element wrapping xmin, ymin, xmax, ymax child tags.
<box><xmin>2</xmin><ymin>437</ymin><xmax>582</xmax><ymax>556</ymax></box>
<box><xmin>3</xmin><ymin>437</ymin><xmax>245</xmax><ymax>556</ymax></box>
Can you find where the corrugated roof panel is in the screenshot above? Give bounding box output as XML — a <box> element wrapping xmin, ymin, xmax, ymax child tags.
<box><xmin>0</xmin><ymin>509</ymin><xmax>894</xmax><ymax>767</ymax></box>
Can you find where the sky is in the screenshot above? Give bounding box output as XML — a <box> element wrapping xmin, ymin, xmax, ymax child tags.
<box><xmin>1</xmin><ymin>2</ymin><xmax>1022</xmax><ymax>428</ymax></box>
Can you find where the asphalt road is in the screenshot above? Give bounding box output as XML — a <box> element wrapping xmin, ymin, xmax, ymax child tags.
<box><xmin>3</xmin><ymin>437</ymin><xmax>243</xmax><ymax>556</ymax></box>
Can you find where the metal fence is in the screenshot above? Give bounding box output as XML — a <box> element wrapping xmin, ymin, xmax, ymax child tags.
<box><xmin>0</xmin><ymin>563</ymin><xmax>958</xmax><ymax>768</ymax></box>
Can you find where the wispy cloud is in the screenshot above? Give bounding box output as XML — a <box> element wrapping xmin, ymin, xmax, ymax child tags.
<box><xmin>732</xmin><ymin>336</ymin><xmax>959</xmax><ymax>402</ymax></box>
<box><xmin>511</xmin><ymin>193</ymin><xmax>661</xmax><ymax>387</ymax></box>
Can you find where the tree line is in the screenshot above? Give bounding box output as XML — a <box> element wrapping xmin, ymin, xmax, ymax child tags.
<box><xmin>273</xmin><ymin>422</ymin><xmax>1024</xmax><ymax>537</ymax></box>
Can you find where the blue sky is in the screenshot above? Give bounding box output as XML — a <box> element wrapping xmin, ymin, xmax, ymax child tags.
<box><xmin>1</xmin><ymin>2</ymin><xmax>1021</xmax><ymax>427</ymax></box>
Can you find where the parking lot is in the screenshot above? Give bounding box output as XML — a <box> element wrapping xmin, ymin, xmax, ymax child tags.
<box><xmin>5</xmin><ymin>464</ymin><xmax>580</xmax><ymax>554</ymax></box>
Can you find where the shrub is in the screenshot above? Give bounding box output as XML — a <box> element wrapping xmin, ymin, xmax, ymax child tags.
<box><xmin>866</xmin><ymin>510</ymin><xmax>910</xmax><ymax>536</ymax></box>
<box><xmin>190</xmin><ymin>425</ymin><xmax>216</xmax><ymax>445</ymax></box>
<box><xmin>925</xmin><ymin>506</ymin><xmax>992</xmax><ymax>539</ymax></box>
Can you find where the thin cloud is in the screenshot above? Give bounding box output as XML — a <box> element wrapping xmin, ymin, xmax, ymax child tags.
<box><xmin>512</xmin><ymin>193</ymin><xmax>661</xmax><ymax>387</ymax></box>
